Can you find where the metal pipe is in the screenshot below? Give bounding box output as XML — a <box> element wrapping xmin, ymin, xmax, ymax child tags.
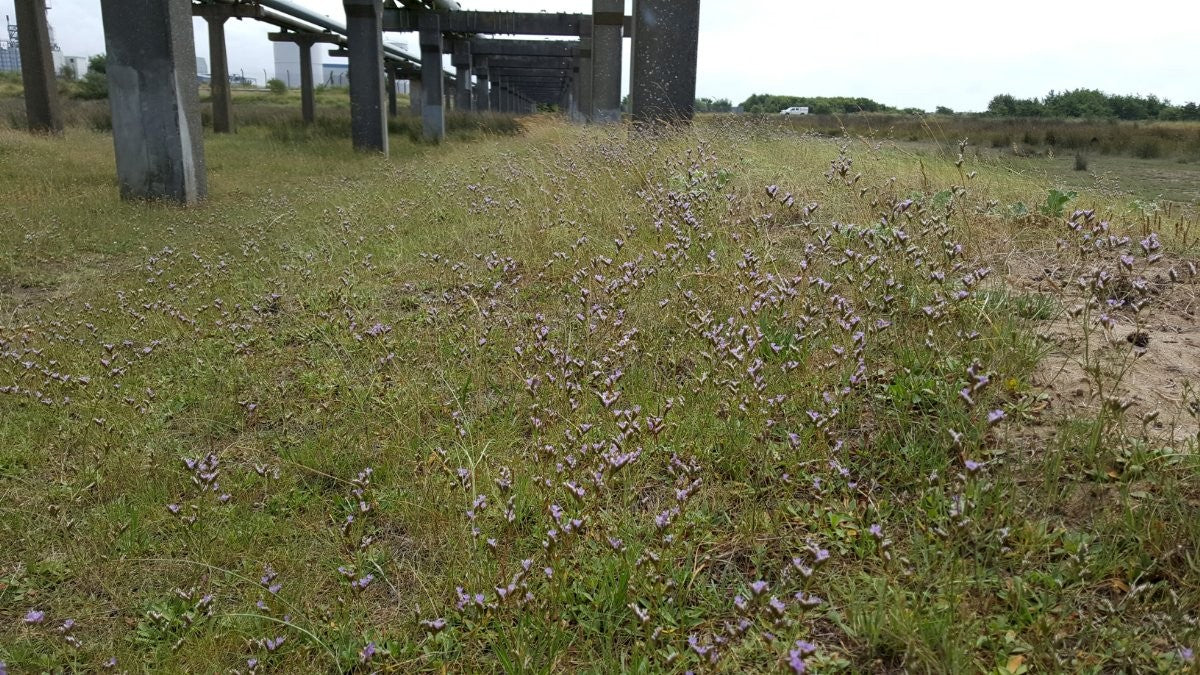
<box><xmin>255</xmin><ymin>0</ymin><xmax>434</xmax><ymax>69</ymax></box>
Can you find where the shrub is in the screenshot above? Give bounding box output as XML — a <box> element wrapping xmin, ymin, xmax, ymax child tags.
<box><xmin>74</xmin><ymin>55</ymin><xmax>108</xmax><ymax>100</ymax></box>
<box><xmin>266</xmin><ymin>79</ymin><xmax>287</xmax><ymax>95</ymax></box>
<box><xmin>1073</xmin><ymin>153</ymin><xmax>1089</xmax><ymax>171</ymax></box>
<box><xmin>1133</xmin><ymin>139</ymin><xmax>1163</xmax><ymax>159</ymax></box>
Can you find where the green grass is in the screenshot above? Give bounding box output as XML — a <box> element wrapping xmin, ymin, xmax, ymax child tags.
<box><xmin>1</xmin><ymin>115</ymin><xmax>1198</xmax><ymax>673</ymax></box>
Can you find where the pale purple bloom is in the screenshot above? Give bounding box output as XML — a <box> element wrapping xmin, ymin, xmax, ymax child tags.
<box><xmin>25</xmin><ymin>609</ymin><xmax>45</xmax><ymax>624</ymax></box>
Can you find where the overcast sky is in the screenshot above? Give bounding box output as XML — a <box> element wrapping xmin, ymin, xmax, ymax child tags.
<box><xmin>3</xmin><ymin>0</ymin><xmax>1197</xmax><ymax>111</ymax></box>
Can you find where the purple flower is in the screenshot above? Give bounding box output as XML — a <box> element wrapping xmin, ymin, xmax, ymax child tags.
<box><xmin>869</xmin><ymin>523</ymin><xmax>883</xmax><ymax>539</ymax></box>
<box><xmin>749</xmin><ymin>580</ymin><xmax>769</xmax><ymax>597</ymax></box>
<box><xmin>360</xmin><ymin>641</ymin><xmax>376</xmax><ymax>663</ymax></box>
<box><xmin>1180</xmin><ymin>647</ymin><xmax>1194</xmax><ymax>663</ymax></box>
<box><xmin>420</xmin><ymin>617</ymin><xmax>448</xmax><ymax>633</ymax></box>
<box><xmin>25</xmin><ymin>609</ymin><xmax>45</xmax><ymax>624</ymax></box>
<box><xmin>987</xmin><ymin>409</ymin><xmax>1006</xmax><ymax>426</ymax></box>
<box><xmin>965</xmin><ymin>459</ymin><xmax>981</xmax><ymax>474</ymax></box>
<box><xmin>246</xmin><ymin>658</ymin><xmax>259</xmax><ymax>671</ymax></box>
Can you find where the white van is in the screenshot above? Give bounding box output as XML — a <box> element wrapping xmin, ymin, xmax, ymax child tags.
<box><xmin>780</xmin><ymin>106</ymin><xmax>810</xmax><ymax>116</ymax></box>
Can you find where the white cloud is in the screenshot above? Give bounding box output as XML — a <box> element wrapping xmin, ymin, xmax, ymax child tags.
<box><xmin>3</xmin><ymin>0</ymin><xmax>1197</xmax><ymax>111</ymax></box>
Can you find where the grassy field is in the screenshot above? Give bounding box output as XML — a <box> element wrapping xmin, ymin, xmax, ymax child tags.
<box><xmin>2</xmin><ymin>114</ymin><xmax>1199</xmax><ymax>673</ymax></box>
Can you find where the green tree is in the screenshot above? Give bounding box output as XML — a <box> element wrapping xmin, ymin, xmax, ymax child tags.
<box><xmin>74</xmin><ymin>54</ymin><xmax>108</xmax><ymax>100</ymax></box>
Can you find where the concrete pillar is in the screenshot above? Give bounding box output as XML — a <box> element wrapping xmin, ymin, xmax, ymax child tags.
<box><xmin>385</xmin><ymin>65</ymin><xmax>397</xmax><ymax>117</ymax></box>
<box><xmin>409</xmin><ymin>78</ymin><xmax>422</xmax><ymax>115</ymax></box>
<box><xmin>475</xmin><ymin>73</ymin><xmax>489</xmax><ymax>112</ymax></box>
<box><xmin>344</xmin><ymin>0</ymin><xmax>388</xmax><ymax>153</ymax></box>
<box><xmin>592</xmin><ymin>0</ymin><xmax>623</xmax><ymax>123</ymax></box>
<box><xmin>445</xmin><ymin>74</ymin><xmax>453</xmax><ymax>110</ymax></box>
<box><xmin>474</xmin><ymin>58</ymin><xmax>489</xmax><ymax>112</ymax></box>
<box><xmin>452</xmin><ymin>41</ymin><xmax>473</xmax><ymax>111</ymax></box>
<box><xmin>14</xmin><ymin>0</ymin><xmax>62</xmax><ymax>133</ymax></box>
<box><xmin>577</xmin><ymin>36</ymin><xmax>594</xmax><ymax>122</ymax></box>
<box><xmin>99</xmin><ymin>0</ymin><xmax>205</xmax><ymax>203</ymax></box>
<box><xmin>204</xmin><ymin>15</ymin><xmax>233</xmax><ymax>133</ymax></box>
<box><xmin>297</xmin><ymin>37</ymin><xmax>317</xmax><ymax>124</ymax></box>
<box><xmin>569</xmin><ymin>65</ymin><xmax>581</xmax><ymax>120</ymax></box>
<box><xmin>489</xmin><ymin>78</ymin><xmax>501</xmax><ymax>112</ymax></box>
<box><xmin>419</xmin><ymin>12</ymin><xmax>445</xmax><ymax>141</ymax></box>
<box><xmin>631</xmin><ymin>0</ymin><xmax>700</xmax><ymax>123</ymax></box>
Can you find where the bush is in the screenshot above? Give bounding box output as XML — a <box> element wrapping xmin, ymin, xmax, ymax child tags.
<box><xmin>74</xmin><ymin>55</ymin><xmax>108</xmax><ymax>100</ymax></box>
<box><xmin>1133</xmin><ymin>139</ymin><xmax>1163</xmax><ymax>159</ymax></box>
<box><xmin>266</xmin><ymin>79</ymin><xmax>287</xmax><ymax>95</ymax></box>
<box><xmin>1073</xmin><ymin>153</ymin><xmax>1089</xmax><ymax>171</ymax></box>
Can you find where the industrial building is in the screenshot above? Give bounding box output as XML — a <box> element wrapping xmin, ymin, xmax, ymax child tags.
<box><xmin>2</xmin><ymin>12</ymin><xmax>88</xmax><ymax>79</ymax></box>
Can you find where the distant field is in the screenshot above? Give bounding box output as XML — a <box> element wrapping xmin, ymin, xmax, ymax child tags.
<box><xmin>1</xmin><ymin>112</ymin><xmax>1199</xmax><ymax>672</ymax></box>
<box><xmin>764</xmin><ymin>113</ymin><xmax>1200</xmax><ymax>163</ymax></box>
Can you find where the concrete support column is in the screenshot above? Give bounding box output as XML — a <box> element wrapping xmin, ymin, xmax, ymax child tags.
<box><xmin>489</xmin><ymin>78</ymin><xmax>501</xmax><ymax>112</ymax></box>
<box><xmin>444</xmin><ymin>74</ymin><xmax>453</xmax><ymax>110</ymax></box>
<box><xmin>473</xmin><ymin>58</ymin><xmax>489</xmax><ymax>112</ymax></box>
<box><xmin>385</xmin><ymin>64</ymin><xmax>398</xmax><ymax>117</ymax></box>
<box><xmin>204</xmin><ymin>15</ymin><xmax>233</xmax><ymax>133</ymax></box>
<box><xmin>297</xmin><ymin>38</ymin><xmax>317</xmax><ymax>124</ymax></box>
<box><xmin>475</xmin><ymin>73</ymin><xmax>489</xmax><ymax>112</ymax></box>
<box><xmin>631</xmin><ymin>0</ymin><xmax>700</xmax><ymax>123</ymax></box>
<box><xmin>452</xmin><ymin>41</ymin><xmax>473</xmax><ymax>111</ymax></box>
<box><xmin>592</xmin><ymin>0</ymin><xmax>623</xmax><ymax>123</ymax></box>
<box><xmin>418</xmin><ymin>12</ymin><xmax>445</xmax><ymax>142</ymax></box>
<box><xmin>577</xmin><ymin>35</ymin><xmax>594</xmax><ymax>122</ymax></box>
<box><xmin>569</xmin><ymin>65</ymin><xmax>581</xmax><ymax>121</ymax></box>
<box><xmin>14</xmin><ymin>0</ymin><xmax>62</xmax><ymax>133</ymax></box>
<box><xmin>409</xmin><ymin>78</ymin><xmax>422</xmax><ymax>115</ymax></box>
<box><xmin>344</xmin><ymin>0</ymin><xmax>388</xmax><ymax>153</ymax></box>
<box><xmin>99</xmin><ymin>0</ymin><xmax>205</xmax><ymax>203</ymax></box>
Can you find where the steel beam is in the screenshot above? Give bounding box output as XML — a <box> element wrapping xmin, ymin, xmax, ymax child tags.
<box><xmin>386</xmin><ymin>9</ymin><xmax>594</xmax><ymax>36</ymax></box>
<box><xmin>99</xmin><ymin>0</ymin><xmax>205</xmax><ymax>203</ymax></box>
<box><xmin>467</xmin><ymin>38</ymin><xmax>576</xmax><ymax>58</ymax></box>
<box><xmin>485</xmin><ymin>56</ymin><xmax>573</xmax><ymax>69</ymax></box>
<box><xmin>14</xmin><ymin>0</ymin><xmax>62</xmax><ymax>133</ymax></box>
<box><xmin>488</xmin><ymin>67</ymin><xmax>570</xmax><ymax>78</ymax></box>
<box><xmin>344</xmin><ymin>0</ymin><xmax>389</xmax><ymax>153</ymax></box>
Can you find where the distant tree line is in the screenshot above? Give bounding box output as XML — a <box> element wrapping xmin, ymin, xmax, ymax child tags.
<box><xmin>739</xmin><ymin>94</ymin><xmax>894</xmax><ymax>114</ymax></box>
<box><xmin>695</xmin><ymin>97</ymin><xmax>733</xmax><ymax>113</ymax></box>
<box><xmin>987</xmin><ymin>89</ymin><xmax>1200</xmax><ymax>121</ymax></box>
